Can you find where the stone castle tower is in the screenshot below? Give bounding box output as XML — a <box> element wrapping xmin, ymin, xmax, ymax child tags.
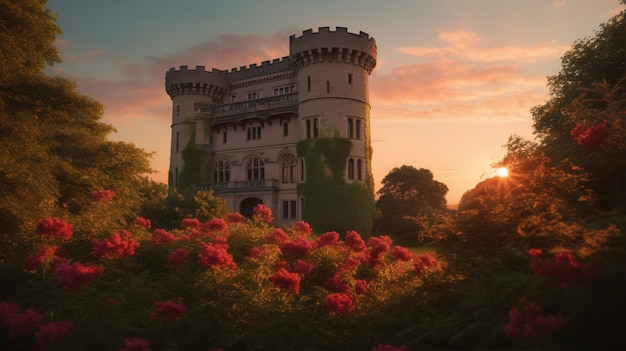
<box><xmin>165</xmin><ymin>27</ymin><xmax>377</xmax><ymax>233</ymax></box>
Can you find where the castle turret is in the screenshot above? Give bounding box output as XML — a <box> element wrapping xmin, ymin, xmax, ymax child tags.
<box><xmin>165</xmin><ymin>65</ymin><xmax>227</xmax><ymax>190</ymax></box>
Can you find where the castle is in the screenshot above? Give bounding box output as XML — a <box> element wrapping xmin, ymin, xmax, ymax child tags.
<box><xmin>165</xmin><ymin>27</ymin><xmax>377</xmax><ymax>233</ymax></box>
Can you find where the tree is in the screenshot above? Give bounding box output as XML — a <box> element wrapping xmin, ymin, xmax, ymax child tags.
<box><xmin>374</xmin><ymin>165</ymin><xmax>448</xmax><ymax>245</ymax></box>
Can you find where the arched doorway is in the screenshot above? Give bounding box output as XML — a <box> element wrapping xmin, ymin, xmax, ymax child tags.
<box><xmin>240</xmin><ymin>197</ymin><xmax>263</xmax><ymax>219</ymax></box>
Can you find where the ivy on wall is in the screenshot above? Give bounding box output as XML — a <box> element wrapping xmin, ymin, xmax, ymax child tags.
<box><xmin>297</xmin><ymin>137</ymin><xmax>375</xmax><ymax>236</ymax></box>
<box><xmin>178</xmin><ymin>118</ymin><xmax>213</xmax><ymax>194</ymax></box>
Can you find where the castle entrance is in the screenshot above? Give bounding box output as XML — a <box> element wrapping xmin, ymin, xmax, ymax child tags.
<box><xmin>240</xmin><ymin>197</ymin><xmax>263</xmax><ymax>219</ymax></box>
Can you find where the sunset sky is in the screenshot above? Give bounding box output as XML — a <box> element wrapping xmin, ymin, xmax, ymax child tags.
<box><xmin>45</xmin><ymin>0</ymin><xmax>624</xmax><ymax>206</ymax></box>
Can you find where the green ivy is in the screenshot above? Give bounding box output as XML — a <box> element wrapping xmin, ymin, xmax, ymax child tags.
<box><xmin>297</xmin><ymin>137</ymin><xmax>375</xmax><ymax>236</ymax></box>
<box><xmin>178</xmin><ymin>118</ymin><xmax>213</xmax><ymax>194</ymax></box>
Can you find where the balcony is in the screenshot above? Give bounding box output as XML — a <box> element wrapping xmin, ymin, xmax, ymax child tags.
<box><xmin>192</xmin><ymin>179</ymin><xmax>280</xmax><ymax>194</ymax></box>
<box><xmin>193</xmin><ymin>93</ymin><xmax>298</xmax><ymax>120</ymax></box>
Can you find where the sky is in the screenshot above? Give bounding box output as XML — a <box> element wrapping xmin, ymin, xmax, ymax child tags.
<box><xmin>45</xmin><ymin>0</ymin><xmax>624</xmax><ymax>206</ymax></box>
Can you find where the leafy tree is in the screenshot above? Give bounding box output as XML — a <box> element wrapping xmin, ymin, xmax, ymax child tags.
<box><xmin>374</xmin><ymin>165</ymin><xmax>448</xmax><ymax>245</ymax></box>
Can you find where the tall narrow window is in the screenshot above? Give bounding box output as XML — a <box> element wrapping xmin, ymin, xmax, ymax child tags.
<box><xmin>347</xmin><ymin>118</ymin><xmax>354</xmax><ymax>138</ymax></box>
<box><xmin>290</xmin><ymin>200</ymin><xmax>297</xmax><ymax>219</ymax></box>
<box><xmin>307</xmin><ymin>76</ymin><xmax>311</xmax><ymax>92</ymax></box>
<box><xmin>306</xmin><ymin>120</ymin><xmax>311</xmax><ymax>139</ymax></box>
<box><xmin>313</xmin><ymin>118</ymin><xmax>319</xmax><ymax>138</ymax></box>
<box><xmin>348</xmin><ymin>73</ymin><xmax>353</xmax><ymax>85</ymax></box>
<box><xmin>222</xmin><ymin>130</ymin><xmax>227</xmax><ymax>144</ymax></box>
<box><xmin>283</xmin><ymin>121</ymin><xmax>289</xmax><ymax>136</ymax></box>
<box><xmin>213</xmin><ymin>160</ymin><xmax>230</xmax><ymax>183</ymax></box>
<box><xmin>282</xmin><ymin>201</ymin><xmax>289</xmax><ymax>219</ymax></box>
<box><xmin>175</xmin><ymin>131</ymin><xmax>180</xmax><ymax>152</ymax></box>
<box><xmin>348</xmin><ymin>158</ymin><xmax>355</xmax><ymax>180</ymax></box>
<box><xmin>326</xmin><ymin>80</ymin><xmax>330</xmax><ymax>94</ymax></box>
<box><xmin>357</xmin><ymin>159</ymin><xmax>363</xmax><ymax>181</ymax></box>
<box><xmin>281</xmin><ymin>154</ymin><xmax>296</xmax><ymax>183</ymax></box>
<box><xmin>176</xmin><ymin>105</ymin><xmax>180</xmax><ymax>116</ymax></box>
<box><xmin>246</xmin><ymin>157</ymin><xmax>265</xmax><ymax>181</ymax></box>
<box><xmin>355</xmin><ymin>119</ymin><xmax>362</xmax><ymax>140</ymax></box>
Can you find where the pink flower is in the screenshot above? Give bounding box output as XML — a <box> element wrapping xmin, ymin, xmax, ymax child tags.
<box><xmin>371</xmin><ymin>345</ymin><xmax>408</xmax><ymax>351</ymax></box>
<box><xmin>226</xmin><ymin>212</ymin><xmax>244</xmax><ymax>223</ymax></box>
<box><xmin>23</xmin><ymin>246</ymin><xmax>58</xmax><ymax>271</ymax></box>
<box><xmin>198</xmin><ymin>243</ymin><xmax>237</xmax><ymax>270</ymax></box>
<box><xmin>34</xmin><ymin>321</ymin><xmax>74</xmax><ymax>351</ymax></box>
<box><xmin>365</xmin><ymin>236</ymin><xmax>392</xmax><ymax>267</ymax></box>
<box><xmin>121</xmin><ymin>337</ymin><xmax>151</xmax><ymax>351</ymax></box>
<box><xmin>92</xmin><ymin>230</ymin><xmax>140</xmax><ymax>259</ymax></box>
<box><xmin>571</xmin><ymin>122</ymin><xmax>610</xmax><ymax>148</ymax></box>
<box><xmin>90</xmin><ymin>189</ymin><xmax>115</xmax><ymax>202</ymax></box>
<box><xmin>317</xmin><ymin>231</ymin><xmax>340</xmax><ymax>247</ymax></box>
<box><xmin>168</xmin><ymin>249</ymin><xmax>189</xmax><ymax>267</ymax></box>
<box><xmin>504</xmin><ymin>300</ymin><xmax>564</xmax><ymax>341</ymax></box>
<box><xmin>203</xmin><ymin>218</ymin><xmax>228</xmax><ymax>233</ymax></box>
<box><xmin>414</xmin><ymin>253</ymin><xmax>439</xmax><ymax>274</ymax></box>
<box><xmin>270</xmin><ymin>268</ymin><xmax>301</xmax><ymax>294</ymax></box>
<box><xmin>266</xmin><ymin>228</ymin><xmax>290</xmax><ymax>244</ymax></box>
<box><xmin>293</xmin><ymin>220</ymin><xmax>312</xmax><ymax>235</ymax></box>
<box><xmin>35</xmin><ymin>218</ymin><xmax>73</xmax><ymax>241</ymax></box>
<box><xmin>354</xmin><ymin>279</ymin><xmax>368</xmax><ymax>295</ymax></box>
<box><xmin>54</xmin><ymin>260</ymin><xmax>104</xmax><ymax>291</ymax></box>
<box><xmin>133</xmin><ymin>217</ymin><xmax>151</xmax><ymax>229</ymax></box>
<box><xmin>152</xmin><ymin>229</ymin><xmax>175</xmax><ymax>246</ymax></box>
<box><xmin>292</xmin><ymin>260</ymin><xmax>314</xmax><ymax>275</ymax></box>
<box><xmin>392</xmin><ymin>246</ymin><xmax>413</xmax><ymax>261</ymax></box>
<box><xmin>529</xmin><ymin>251</ymin><xmax>597</xmax><ymax>287</ymax></box>
<box><xmin>181</xmin><ymin>218</ymin><xmax>201</xmax><ymax>228</ymax></box>
<box><xmin>345</xmin><ymin>231</ymin><xmax>366</xmax><ymax>251</ymax></box>
<box><xmin>326</xmin><ymin>293</ymin><xmax>354</xmax><ymax>315</ymax></box>
<box><xmin>150</xmin><ymin>298</ymin><xmax>185</xmax><ymax>322</ymax></box>
<box><xmin>253</xmin><ymin>204</ymin><xmax>274</xmax><ymax>223</ymax></box>
<box><xmin>247</xmin><ymin>244</ymin><xmax>279</xmax><ymax>260</ymax></box>
<box><xmin>325</xmin><ymin>273</ymin><xmax>349</xmax><ymax>293</ymax></box>
<box><xmin>0</xmin><ymin>302</ymin><xmax>19</xmax><ymax>327</ymax></box>
<box><xmin>279</xmin><ymin>236</ymin><xmax>313</xmax><ymax>257</ymax></box>
<box><xmin>7</xmin><ymin>308</ymin><xmax>42</xmax><ymax>340</ymax></box>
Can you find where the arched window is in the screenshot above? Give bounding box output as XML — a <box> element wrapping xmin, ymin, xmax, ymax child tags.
<box><xmin>313</xmin><ymin>118</ymin><xmax>319</xmax><ymax>138</ymax></box>
<box><xmin>357</xmin><ymin>159</ymin><xmax>363</xmax><ymax>181</ymax></box>
<box><xmin>348</xmin><ymin>158</ymin><xmax>355</xmax><ymax>180</ymax></box>
<box><xmin>347</xmin><ymin>118</ymin><xmax>354</xmax><ymax>138</ymax></box>
<box><xmin>246</xmin><ymin>157</ymin><xmax>265</xmax><ymax>181</ymax></box>
<box><xmin>306</xmin><ymin>119</ymin><xmax>312</xmax><ymax>139</ymax></box>
<box><xmin>213</xmin><ymin>160</ymin><xmax>230</xmax><ymax>183</ymax></box>
<box><xmin>281</xmin><ymin>154</ymin><xmax>297</xmax><ymax>183</ymax></box>
<box><xmin>355</xmin><ymin>119</ymin><xmax>362</xmax><ymax>140</ymax></box>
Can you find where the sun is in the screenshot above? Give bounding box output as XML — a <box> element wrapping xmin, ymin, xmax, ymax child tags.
<box><xmin>496</xmin><ymin>167</ymin><xmax>509</xmax><ymax>178</ymax></box>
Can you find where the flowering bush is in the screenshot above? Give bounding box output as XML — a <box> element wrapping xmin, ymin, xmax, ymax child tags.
<box><xmin>35</xmin><ymin>217</ymin><xmax>73</xmax><ymax>241</ymax></box>
<box><xmin>150</xmin><ymin>298</ymin><xmax>185</xmax><ymax>322</ymax></box>
<box><xmin>92</xmin><ymin>230</ymin><xmax>140</xmax><ymax>259</ymax></box>
<box><xmin>528</xmin><ymin>249</ymin><xmax>597</xmax><ymax>287</ymax></box>
<box><xmin>570</xmin><ymin>122</ymin><xmax>610</xmax><ymax>148</ymax></box>
<box><xmin>90</xmin><ymin>189</ymin><xmax>115</xmax><ymax>202</ymax></box>
<box><xmin>504</xmin><ymin>299</ymin><xmax>564</xmax><ymax>341</ymax></box>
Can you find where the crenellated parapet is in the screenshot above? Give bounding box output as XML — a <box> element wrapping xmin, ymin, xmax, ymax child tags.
<box><xmin>165</xmin><ymin>65</ymin><xmax>227</xmax><ymax>102</ymax></box>
<box><xmin>227</xmin><ymin>56</ymin><xmax>293</xmax><ymax>84</ymax></box>
<box><xmin>289</xmin><ymin>27</ymin><xmax>377</xmax><ymax>73</ymax></box>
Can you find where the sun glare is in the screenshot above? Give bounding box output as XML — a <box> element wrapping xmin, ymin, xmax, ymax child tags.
<box><xmin>496</xmin><ymin>167</ymin><xmax>509</xmax><ymax>178</ymax></box>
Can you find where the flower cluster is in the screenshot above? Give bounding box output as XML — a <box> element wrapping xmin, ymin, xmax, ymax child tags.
<box><xmin>133</xmin><ymin>216</ymin><xmax>151</xmax><ymax>229</ymax></box>
<box><xmin>152</xmin><ymin>229</ymin><xmax>175</xmax><ymax>246</ymax></box>
<box><xmin>528</xmin><ymin>249</ymin><xmax>597</xmax><ymax>287</ymax></box>
<box><xmin>1</xmin><ymin>302</ymin><xmax>72</xmax><ymax>349</ymax></box>
<box><xmin>253</xmin><ymin>203</ymin><xmax>274</xmax><ymax>223</ymax></box>
<box><xmin>121</xmin><ymin>337</ymin><xmax>151</xmax><ymax>351</ymax></box>
<box><xmin>150</xmin><ymin>298</ymin><xmax>185</xmax><ymax>322</ymax></box>
<box><xmin>504</xmin><ymin>299</ymin><xmax>564</xmax><ymax>341</ymax></box>
<box><xmin>23</xmin><ymin>245</ymin><xmax>58</xmax><ymax>271</ymax></box>
<box><xmin>392</xmin><ymin>246</ymin><xmax>413</xmax><ymax>262</ymax></box>
<box><xmin>414</xmin><ymin>253</ymin><xmax>440</xmax><ymax>274</ymax></box>
<box><xmin>36</xmin><ymin>217</ymin><xmax>73</xmax><ymax>241</ymax></box>
<box><xmin>345</xmin><ymin>230</ymin><xmax>366</xmax><ymax>251</ymax></box>
<box><xmin>54</xmin><ymin>259</ymin><xmax>104</xmax><ymax>291</ymax></box>
<box><xmin>168</xmin><ymin>248</ymin><xmax>189</xmax><ymax>267</ymax></box>
<box><xmin>181</xmin><ymin>218</ymin><xmax>201</xmax><ymax>228</ymax></box>
<box><xmin>92</xmin><ymin>230</ymin><xmax>140</xmax><ymax>259</ymax></box>
<box><xmin>570</xmin><ymin>122</ymin><xmax>610</xmax><ymax>148</ymax></box>
<box><xmin>325</xmin><ymin>292</ymin><xmax>354</xmax><ymax>315</ymax></box>
<box><xmin>34</xmin><ymin>321</ymin><xmax>74</xmax><ymax>351</ymax></box>
<box><xmin>316</xmin><ymin>231</ymin><xmax>340</xmax><ymax>248</ymax></box>
<box><xmin>293</xmin><ymin>220</ymin><xmax>312</xmax><ymax>235</ymax></box>
<box><xmin>198</xmin><ymin>242</ymin><xmax>237</xmax><ymax>270</ymax></box>
<box><xmin>365</xmin><ymin>236</ymin><xmax>392</xmax><ymax>267</ymax></box>
<box><xmin>270</xmin><ymin>268</ymin><xmax>302</xmax><ymax>294</ymax></box>
<box><xmin>279</xmin><ymin>236</ymin><xmax>314</xmax><ymax>257</ymax></box>
<box><xmin>265</xmin><ymin>228</ymin><xmax>289</xmax><ymax>244</ymax></box>
<box><xmin>90</xmin><ymin>189</ymin><xmax>115</xmax><ymax>202</ymax></box>
<box><xmin>225</xmin><ymin>212</ymin><xmax>244</xmax><ymax>223</ymax></box>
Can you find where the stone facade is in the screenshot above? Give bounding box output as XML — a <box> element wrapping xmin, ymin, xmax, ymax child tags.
<box><xmin>165</xmin><ymin>27</ymin><xmax>377</xmax><ymax>228</ymax></box>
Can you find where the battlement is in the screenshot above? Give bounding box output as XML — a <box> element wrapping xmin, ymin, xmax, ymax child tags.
<box><xmin>227</xmin><ymin>56</ymin><xmax>293</xmax><ymax>82</ymax></box>
<box><xmin>289</xmin><ymin>26</ymin><xmax>375</xmax><ymax>46</ymax></box>
<box><xmin>166</xmin><ymin>65</ymin><xmax>226</xmax><ymax>75</ymax></box>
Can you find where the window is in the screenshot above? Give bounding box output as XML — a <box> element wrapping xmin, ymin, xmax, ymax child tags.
<box><xmin>247</xmin><ymin>92</ymin><xmax>259</xmax><ymax>100</ymax></box>
<box><xmin>274</xmin><ymin>85</ymin><xmax>295</xmax><ymax>96</ymax></box>
<box><xmin>231</xmin><ymin>95</ymin><xmax>237</xmax><ymax>103</ymax></box>
<box><xmin>246</xmin><ymin>157</ymin><xmax>265</xmax><ymax>180</ymax></box>
<box><xmin>356</xmin><ymin>119</ymin><xmax>361</xmax><ymax>140</ymax></box>
<box><xmin>357</xmin><ymin>159</ymin><xmax>363</xmax><ymax>181</ymax></box>
<box><xmin>176</xmin><ymin>105</ymin><xmax>180</xmax><ymax>116</ymax></box>
<box><xmin>348</xmin><ymin>73</ymin><xmax>353</xmax><ymax>85</ymax></box>
<box><xmin>247</xmin><ymin>126</ymin><xmax>262</xmax><ymax>140</ymax></box>
<box><xmin>313</xmin><ymin>118</ymin><xmax>319</xmax><ymax>138</ymax></box>
<box><xmin>306</xmin><ymin>119</ymin><xmax>311</xmax><ymax>139</ymax></box>
<box><xmin>348</xmin><ymin>158</ymin><xmax>355</xmax><ymax>180</ymax></box>
<box><xmin>326</xmin><ymin>80</ymin><xmax>330</xmax><ymax>94</ymax></box>
<box><xmin>283</xmin><ymin>121</ymin><xmax>289</xmax><ymax>136</ymax></box>
<box><xmin>175</xmin><ymin>131</ymin><xmax>180</xmax><ymax>152</ymax></box>
<box><xmin>307</xmin><ymin>76</ymin><xmax>311</xmax><ymax>92</ymax></box>
<box><xmin>222</xmin><ymin>130</ymin><xmax>227</xmax><ymax>144</ymax></box>
<box><xmin>213</xmin><ymin>160</ymin><xmax>230</xmax><ymax>183</ymax></box>
<box><xmin>281</xmin><ymin>154</ymin><xmax>296</xmax><ymax>183</ymax></box>
<box><xmin>347</xmin><ymin>118</ymin><xmax>353</xmax><ymax>138</ymax></box>
<box><xmin>282</xmin><ymin>200</ymin><xmax>297</xmax><ymax>219</ymax></box>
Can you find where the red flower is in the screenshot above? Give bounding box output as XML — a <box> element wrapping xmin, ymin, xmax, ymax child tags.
<box><xmin>571</xmin><ymin>122</ymin><xmax>610</xmax><ymax>148</ymax></box>
<box><xmin>90</xmin><ymin>189</ymin><xmax>115</xmax><ymax>202</ymax></box>
<box><xmin>23</xmin><ymin>246</ymin><xmax>58</xmax><ymax>271</ymax></box>
<box><xmin>36</xmin><ymin>218</ymin><xmax>73</xmax><ymax>241</ymax></box>
<box><xmin>279</xmin><ymin>236</ymin><xmax>313</xmax><ymax>257</ymax></box>
<box><xmin>354</xmin><ymin>279</ymin><xmax>368</xmax><ymax>295</ymax></box>
<box><xmin>365</xmin><ymin>236</ymin><xmax>392</xmax><ymax>267</ymax></box>
<box><xmin>414</xmin><ymin>253</ymin><xmax>439</xmax><ymax>274</ymax></box>
<box><xmin>345</xmin><ymin>230</ymin><xmax>366</xmax><ymax>251</ymax></box>
<box><xmin>121</xmin><ymin>338</ymin><xmax>151</xmax><ymax>351</ymax></box>
<box><xmin>392</xmin><ymin>246</ymin><xmax>413</xmax><ymax>262</ymax></box>
<box><xmin>152</xmin><ymin>229</ymin><xmax>175</xmax><ymax>246</ymax></box>
<box><xmin>181</xmin><ymin>218</ymin><xmax>201</xmax><ymax>228</ymax></box>
<box><xmin>150</xmin><ymin>298</ymin><xmax>185</xmax><ymax>322</ymax></box>
<box><xmin>34</xmin><ymin>321</ymin><xmax>74</xmax><ymax>351</ymax></box>
<box><xmin>266</xmin><ymin>228</ymin><xmax>289</xmax><ymax>244</ymax></box>
<box><xmin>529</xmin><ymin>251</ymin><xmax>597</xmax><ymax>287</ymax></box>
<box><xmin>292</xmin><ymin>260</ymin><xmax>314</xmax><ymax>275</ymax></box>
<box><xmin>504</xmin><ymin>300</ymin><xmax>564</xmax><ymax>341</ymax></box>
<box><xmin>0</xmin><ymin>302</ymin><xmax>19</xmax><ymax>327</ymax></box>
<box><xmin>317</xmin><ymin>231</ymin><xmax>340</xmax><ymax>248</ymax></box>
<box><xmin>371</xmin><ymin>345</ymin><xmax>407</xmax><ymax>351</ymax></box>
<box><xmin>54</xmin><ymin>260</ymin><xmax>104</xmax><ymax>291</ymax></box>
<box><xmin>92</xmin><ymin>230</ymin><xmax>140</xmax><ymax>259</ymax></box>
<box><xmin>326</xmin><ymin>293</ymin><xmax>354</xmax><ymax>315</ymax></box>
<box><xmin>226</xmin><ymin>212</ymin><xmax>244</xmax><ymax>223</ymax></box>
<box><xmin>168</xmin><ymin>249</ymin><xmax>189</xmax><ymax>267</ymax></box>
<box><xmin>294</xmin><ymin>220</ymin><xmax>312</xmax><ymax>235</ymax></box>
<box><xmin>253</xmin><ymin>204</ymin><xmax>274</xmax><ymax>223</ymax></box>
<box><xmin>203</xmin><ymin>218</ymin><xmax>228</xmax><ymax>233</ymax></box>
<box><xmin>198</xmin><ymin>243</ymin><xmax>237</xmax><ymax>270</ymax></box>
<box><xmin>325</xmin><ymin>273</ymin><xmax>349</xmax><ymax>293</ymax></box>
<box><xmin>7</xmin><ymin>308</ymin><xmax>42</xmax><ymax>340</ymax></box>
<box><xmin>270</xmin><ymin>268</ymin><xmax>301</xmax><ymax>294</ymax></box>
<box><xmin>133</xmin><ymin>217</ymin><xmax>151</xmax><ymax>229</ymax></box>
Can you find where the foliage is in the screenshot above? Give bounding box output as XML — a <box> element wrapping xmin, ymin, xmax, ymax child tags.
<box><xmin>142</xmin><ymin>190</ymin><xmax>230</xmax><ymax>230</ymax></box>
<box><xmin>375</xmin><ymin>165</ymin><xmax>449</xmax><ymax>246</ymax></box>
<box><xmin>177</xmin><ymin>120</ymin><xmax>213</xmax><ymax>195</ymax></box>
<box><xmin>297</xmin><ymin>137</ymin><xmax>375</xmax><ymax>236</ymax></box>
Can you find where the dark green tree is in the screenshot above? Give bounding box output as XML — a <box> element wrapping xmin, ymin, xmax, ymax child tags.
<box><xmin>374</xmin><ymin>165</ymin><xmax>448</xmax><ymax>245</ymax></box>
